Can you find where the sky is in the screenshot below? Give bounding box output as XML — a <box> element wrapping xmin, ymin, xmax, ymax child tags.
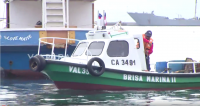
<box><xmin>0</xmin><ymin>0</ymin><xmax>200</xmax><ymax>22</ymax></box>
<box><xmin>94</xmin><ymin>0</ymin><xmax>200</xmax><ymax>22</ymax></box>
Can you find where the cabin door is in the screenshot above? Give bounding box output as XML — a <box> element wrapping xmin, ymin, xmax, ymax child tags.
<box><xmin>134</xmin><ymin>34</ymin><xmax>147</xmax><ymax>70</ymax></box>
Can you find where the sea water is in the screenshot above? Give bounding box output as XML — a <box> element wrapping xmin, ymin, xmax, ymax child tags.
<box><xmin>1</xmin><ymin>79</ymin><xmax>200</xmax><ymax>106</ymax></box>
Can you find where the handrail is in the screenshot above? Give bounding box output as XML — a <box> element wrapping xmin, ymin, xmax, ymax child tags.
<box><xmin>37</xmin><ymin>37</ymin><xmax>92</xmax><ymax>61</ymax></box>
<box><xmin>167</xmin><ymin>62</ymin><xmax>200</xmax><ymax>73</ymax></box>
<box><xmin>38</xmin><ymin>37</ymin><xmax>81</xmax><ymax>60</ymax></box>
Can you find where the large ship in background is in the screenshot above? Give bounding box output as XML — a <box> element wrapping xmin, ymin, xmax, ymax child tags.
<box><xmin>128</xmin><ymin>0</ymin><xmax>200</xmax><ymax>26</ymax></box>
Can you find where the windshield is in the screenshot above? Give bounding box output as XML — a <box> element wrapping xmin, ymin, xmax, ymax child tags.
<box><xmin>85</xmin><ymin>41</ymin><xmax>105</xmax><ymax>56</ymax></box>
<box><xmin>72</xmin><ymin>42</ymin><xmax>88</xmax><ymax>56</ymax></box>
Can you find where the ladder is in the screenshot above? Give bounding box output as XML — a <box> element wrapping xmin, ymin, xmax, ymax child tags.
<box><xmin>43</xmin><ymin>0</ymin><xmax>66</xmax><ymax>28</ymax></box>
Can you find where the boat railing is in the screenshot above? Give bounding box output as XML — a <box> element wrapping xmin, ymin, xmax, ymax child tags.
<box><xmin>109</xmin><ymin>21</ymin><xmax>123</xmax><ymax>30</ymax></box>
<box><xmin>38</xmin><ymin>37</ymin><xmax>81</xmax><ymax>60</ymax></box>
<box><xmin>167</xmin><ymin>62</ymin><xmax>200</xmax><ymax>73</ymax></box>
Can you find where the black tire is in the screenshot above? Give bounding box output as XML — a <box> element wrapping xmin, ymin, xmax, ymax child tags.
<box><xmin>87</xmin><ymin>57</ymin><xmax>105</xmax><ymax>76</ymax></box>
<box><xmin>29</xmin><ymin>55</ymin><xmax>46</xmax><ymax>72</ymax></box>
<box><xmin>35</xmin><ymin>55</ymin><xmax>46</xmax><ymax>71</ymax></box>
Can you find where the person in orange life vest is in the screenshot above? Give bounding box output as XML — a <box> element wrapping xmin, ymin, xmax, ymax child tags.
<box><xmin>143</xmin><ymin>30</ymin><xmax>153</xmax><ymax>71</ymax></box>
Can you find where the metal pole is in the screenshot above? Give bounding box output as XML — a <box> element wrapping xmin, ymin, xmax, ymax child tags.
<box><xmin>42</xmin><ymin>0</ymin><xmax>45</xmax><ymax>28</ymax></box>
<box><xmin>67</xmin><ymin>0</ymin><xmax>69</xmax><ymax>28</ymax></box>
<box><xmin>66</xmin><ymin>0</ymin><xmax>69</xmax><ymax>43</ymax></box>
<box><xmin>38</xmin><ymin>39</ymin><xmax>41</xmax><ymax>55</ymax></box>
<box><xmin>87</xmin><ymin>43</ymin><xmax>89</xmax><ymax>62</ymax></box>
<box><xmin>64</xmin><ymin>39</ymin><xmax>67</xmax><ymax>61</ymax></box>
<box><xmin>194</xmin><ymin>0</ymin><xmax>197</xmax><ymax>18</ymax></box>
<box><xmin>167</xmin><ymin>62</ymin><xmax>169</xmax><ymax>73</ymax></box>
<box><xmin>62</xmin><ymin>0</ymin><xmax>66</xmax><ymax>28</ymax></box>
<box><xmin>193</xmin><ymin>63</ymin><xmax>196</xmax><ymax>73</ymax></box>
<box><xmin>44</xmin><ymin>0</ymin><xmax>47</xmax><ymax>28</ymax></box>
<box><xmin>51</xmin><ymin>38</ymin><xmax>55</xmax><ymax>59</ymax></box>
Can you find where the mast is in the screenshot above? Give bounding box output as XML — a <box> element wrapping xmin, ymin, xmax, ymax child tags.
<box><xmin>194</xmin><ymin>0</ymin><xmax>197</xmax><ymax>19</ymax></box>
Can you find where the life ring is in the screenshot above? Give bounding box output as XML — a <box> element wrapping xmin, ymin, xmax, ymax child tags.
<box><xmin>87</xmin><ymin>57</ymin><xmax>105</xmax><ymax>76</ymax></box>
<box><xmin>29</xmin><ymin>55</ymin><xmax>46</xmax><ymax>72</ymax></box>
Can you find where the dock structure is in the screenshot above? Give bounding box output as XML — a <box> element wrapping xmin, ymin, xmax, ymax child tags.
<box><xmin>3</xmin><ymin>0</ymin><xmax>96</xmax><ymax>29</ymax></box>
<box><xmin>0</xmin><ymin>0</ymin><xmax>97</xmax><ymax>80</ymax></box>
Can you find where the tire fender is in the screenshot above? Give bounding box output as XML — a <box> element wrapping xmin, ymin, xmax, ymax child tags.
<box><xmin>87</xmin><ymin>57</ymin><xmax>105</xmax><ymax>76</ymax></box>
<box><xmin>29</xmin><ymin>55</ymin><xmax>46</xmax><ymax>72</ymax></box>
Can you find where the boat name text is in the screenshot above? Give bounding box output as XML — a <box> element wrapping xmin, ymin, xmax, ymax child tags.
<box><xmin>69</xmin><ymin>66</ymin><xmax>89</xmax><ymax>75</ymax></box>
<box><xmin>111</xmin><ymin>59</ymin><xmax>136</xmax><ymax>66</ymax></box>
<box><xmin>4</xmin><ymin>35</ymin><xmax>32</xmax><ymax>41</ymax></box>
<box><xmin>28</xmin><ymin>54</ymin><xmax>69</xmax><ymax>60</ymax></box>
<box><xmin>123</xmin><ymin>74</ymin><xmax>176</xmax><ymax>83</ymax></box>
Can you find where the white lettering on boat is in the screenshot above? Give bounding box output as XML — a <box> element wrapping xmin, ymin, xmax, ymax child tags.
<box><xmin>27</xmin><ymin>54</ymin><xmax>69</xmax><ymax>60</ymax></box>
<box><xmin>123</xmin><ymin>74</ymin><xmax>176</xmax><ymax>83</ymax></box>
<box><xmin>123</xmin><ymin>74</ymin><xmax>143</xmax><ymax>81</ymax></box>
<box><xmin>111</xmin><ymin>59</ymin><xmax>136</xmax><ymax>66</ymax></box>
<box><xmin>69</xmin><ymin>66</ymin><xmax>89</xmax><ymax>75</ymax></box>
<box><xmin>4</xmin><ymin>35</ymin><xmax>32</xmax><ymax>41</ymax></box>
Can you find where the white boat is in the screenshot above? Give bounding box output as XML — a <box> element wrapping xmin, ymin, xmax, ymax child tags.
<box><xmin>28</xmin><ymin>21</ymin><xmax>200</xmax><ymax>91</ymax></box>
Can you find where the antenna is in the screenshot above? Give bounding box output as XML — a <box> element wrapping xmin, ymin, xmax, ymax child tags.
<box><xmin>194</xmin><ymin>0</ymin><xmax>197</xmax><ymax>19</ymax></box>
<box><xmin>110</xmin><ymin>21</ymin><xmax>123</xmax><ymax>30</ymax></box>
<box><xmin>102</xmin><ymin>10</ymin><xmax>106</xmax><ymax>30</ymax></box>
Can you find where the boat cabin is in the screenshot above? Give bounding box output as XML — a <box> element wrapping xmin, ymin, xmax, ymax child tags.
<box><xmin>38</xmin><ymin>21</ymin><xmax>200</xmax><ymax>74</ymax></box>
<box><xmin>58</xmin><ymin>23</ymin><xmax>148</xmax><ymax>72</ymax></box>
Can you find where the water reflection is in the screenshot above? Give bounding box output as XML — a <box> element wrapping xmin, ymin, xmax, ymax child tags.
<box><xmin>1</xmin><ymin>79</ymin><xmax>200</xmax><ymax>106</ymax></box>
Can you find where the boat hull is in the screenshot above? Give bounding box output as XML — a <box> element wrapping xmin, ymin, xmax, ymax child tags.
<box><xmin>1</xmin><ymin>30</ymin><xmax>90</xmax><ymax>79</ymax></box>
<box><xmin>2</xmin><ymin>69</ymin><xmax>46</xmax><ymax>80</ymax></box>
<box><xmin>54</xmin><ymin>81</ymin><xmax>200</xmax><ymax>91</ymax></box>
<box><xmin>42</xmin><ymin>60</ymin><xmax>200</xmax><ymax>91</ymax></box>
<box><xmin>0</xmin><ymin>45</ymin><xmax>75</xmax><ymax>80</ymax></box>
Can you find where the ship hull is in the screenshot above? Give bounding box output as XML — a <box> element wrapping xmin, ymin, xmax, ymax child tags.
<box><xmin>0</xmin><ymin>30</ymin><xmax>90</xmax><ymax>79</ymax></box>
<box><xmin>54</xmin><ymin>81</ymin><xmax>200</xmax><ymax>91</ymax></box>
<box><xmin>0</xmin><ymin>45</ymin><xmax>75</xmax><ymax>80</ymax></box>
<box><xmin>40</xmin><ymin>60</ymin><xmax>200</xmax><ymax>91</ymax></box>
<box><xmin>127</xmin><ymin>12</ymin><xmax>200</xmax><ymax>26</ymax></box>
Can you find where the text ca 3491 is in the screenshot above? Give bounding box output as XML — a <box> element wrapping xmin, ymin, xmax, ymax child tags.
<box><xmin>111</xmin><ymin>59</ymin><xmax>136</xmax><ymax>66</ymax></box>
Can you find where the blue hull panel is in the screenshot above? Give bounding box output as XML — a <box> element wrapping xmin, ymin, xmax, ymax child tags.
<box><xmin>0</xmin><ymin>30</ymin><xmax>89</xmax><ymax>46</ymax></box>
<box><xmin>1</xmin><ymin>45</ymin><xmax>75</xmax><ymax>70</ymax></box>
<box><xmin>1</xmin><ymin>31</ymin><xmax>40</xmax><ymax>46</ymax></box>
<box><xmin>0</xmin><ymin>30</ymin><xmax>89</xmax><ymax>79</ymax></box>
<box><xmin>0</xmin><ymin>45</ymin><xmax>76</xmax><ymax>79</ymax></box>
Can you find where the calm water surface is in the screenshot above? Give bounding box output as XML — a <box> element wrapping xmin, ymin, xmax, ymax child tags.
<box><xmin>1</xmin><ymin>79</ymin><xmax>200</xmax><ymax>106</ymax></box>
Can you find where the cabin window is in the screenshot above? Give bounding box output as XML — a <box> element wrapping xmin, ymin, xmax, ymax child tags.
<box><xmin>107</xmin><ymin>40</ymin><xmax>129</xmax><ymax>57</ymax></box>
<box><xmin>135</xmin><ymin>38</ymin><xmax>140</xmax><ymax>49</ymax></box>
<box><xmin>85</xmin><ymin>41</ymin><xmax>105</xmax><ymax>56</ymax></box>
<box><xmin>72</xmin><ymin>42</ymin><xmax>88</xmax><ymax>56</ymax></box>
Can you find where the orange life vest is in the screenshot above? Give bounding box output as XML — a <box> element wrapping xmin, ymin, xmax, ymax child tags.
<box><xmin>142</xmin><ymin>34</ymin><xmax>153</xmax><ymax>55</ymax></box>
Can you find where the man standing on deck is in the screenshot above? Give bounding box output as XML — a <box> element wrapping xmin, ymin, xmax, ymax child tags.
<box><xmin>142</xmin><ymin>30</ymin><xmax>153</xmax><ymax>72</ymax></box>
